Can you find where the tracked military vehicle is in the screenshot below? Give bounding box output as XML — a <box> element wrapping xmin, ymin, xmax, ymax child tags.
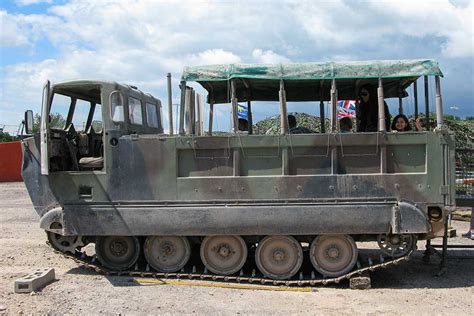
<box><xmin>21</xmin><ymin>59</ymin><xmax>455</xmax><ymax>284</ymax></box>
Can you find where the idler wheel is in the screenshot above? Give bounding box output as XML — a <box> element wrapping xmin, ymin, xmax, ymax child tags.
<box><xmin>377</xmin><ymin>234</ymin><xmax>416</xmax><ymax>257</ymax></box>
<box><xmin>47</xmin><ymin>232</ymin><xmax>84</xmax><ymax>253</ymax></box>
<box><xmin>95</xmin><ymin>236</ymin><xmax>140</xmax><ymax>271</ymax></box>
<box><xmin>255</xmin><ymin>236</ymin><xmax>303</xmax><ymax>280</ymax></box>
<box><xmin>309</xmin><ymin>235</ymin><xmax>358</xmax><ymax>277</ymax></box>
<box><xmin>46</xmin><ymin>222</ymin><xmax>84</xmax><ymax>253</ymax></box>
<box><xmin>144</xmin><ymin>236</ymin><xmax>191</xmax><ymax>272</ymax></box>
<box><xmin>200</xmin><ymin>236</ymin><xmax>247</xmax><ymax>275</ymax></box>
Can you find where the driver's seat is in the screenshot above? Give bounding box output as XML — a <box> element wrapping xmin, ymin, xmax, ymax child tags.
<box><xmin>79</xmin><ymin>156</ymin><xmax>104</xmax><ymax>170</ymax></box>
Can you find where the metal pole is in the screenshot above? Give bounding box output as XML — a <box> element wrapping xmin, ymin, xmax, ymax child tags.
<box><xmin>191</xmin><ymin>89</ymin><xmax>196</xmax><ymax>135</ymax></box>
<box><xmin>208</xmin><ymin>100</ymin><xmax>214</xmax><ymax>136</ymax></box>
<box><xmin>330</xmin><ymin>79</ymin><xmax>337</xmax><ymax>132</ymax></box>
<box><xmin>424</xmin><ymin>76</ymin><xmax>430</xmax><ymax>131</ymax></box>
<box><xmin>320</xmin><ymin>81</ymin><xmax>325</xmax><ymax>133</ymax></box>
<box><xmin>398</xmin><ymin>84</ymin><xmax>403</xmax><ymax>115</ymax></box>
<box><xmin>247</xmin><ymin>101</ymin><xmax>253</xmax><ymax>135</ymax></box>
<box><xmin>377</xmin><ymin>78</ymin><xmax>386</xmax><ymax>132</ymax></box>
<box><xmin>414</xmin><ymin>80</ymin><xmax>419</xmax><ymax>119</ymax></box>
<box><xmin>179</xmin><ymin>81</ymin><xmax>186</xmax><ymax>135</ymax></box>
<box><xmin>167</xmin><ymin>73</ymin><xmax>173</xmax><ymax>136</ymax></box>
<box><xmin>435</xmin><ymin>76</ymin><xmax>444</xmax><ymax>129</ymax></box>
<box><xmin>184</xmin><ymin>88</ymin><xmax>192</xmax><ymax>135</ymax></box>
<box><xmin>231</xmin><ymin>80</ymin><xmax>238</xmax><ymax>133</ymax></box>
<box><xmin>196</xmin><ymin>93</ymin><xmax>203</xmax><ymax>136</ymax></box>
<box><xmin>279</xmin><ymin>80</ymin><xmax>289</xmax><ymax>134</ymax></box>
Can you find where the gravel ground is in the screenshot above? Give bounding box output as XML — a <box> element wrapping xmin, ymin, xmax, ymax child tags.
<box><xmin>0</xmin><ymin>182</ymin><xmax>473</xmax><ymax>315</ymax></box>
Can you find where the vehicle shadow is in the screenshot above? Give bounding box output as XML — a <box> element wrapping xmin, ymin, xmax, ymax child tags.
<box><xmin>370</xmin><ymin>250</ymin><xmax>474</xmax><ymax>289</ymax></box>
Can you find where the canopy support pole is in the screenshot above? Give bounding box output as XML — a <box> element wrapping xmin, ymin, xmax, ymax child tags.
<box><xmin>191</xmin><ymin>90</ymin><xmax>196</xmax><ymax>134</ymax></box>
<box><xmin>167</xmin><ymin>73</ymin><xmax>173</xmax><ymax>136</ymax></box>
<box><xmin>398</xmin><ymin>85</ymin><xmax>403</xmax><ymax>115</ymax></box>
<box><xmin>208</xmin><ymin>99</ymin><xmax>214</xmax><ymax>136</ymax></box>
<box><xmin>435</xmin><ymin>76</ymin><xmax>444</xmax><ymax>129</ymax></box>
<box><xmin>231</xmin><ymin>80</ymin><xmax>238</xmax><ymax>133</ymax></box>
<box><xmin>377</xmin><ymin>78</ymin><xmax>386</xmax><ymax>132</ymax></box>
<box><xmin>179</xmin><ymin>81</ymin><xmax>186</xmax><ymax>135</ymax></box>
<box><xmin>184</xmin><ymin>87</ymin><xmax>193</xmax><ymax>135</ymax></box>
<box><xmin>414</xmin><ymin>80</ymin><xmax>419</xmax><ymax>119</ymax></box>
<box><xmin>279</xmin><ymin>80</ymin><xmax>289</xmax><ymax>134</ymax></box>
<box><xmin>424</xmin><ymin>76</ymin><xmax>430</xmax><ymax>131</ymax></box>
<box><xmin>196</xmin><ymin>93</ymin><xmax>203</xmax><ymax>136</ymax></box>
<box><xmin>319</xmin><ymin>81</ymin><xmax>325</xmax><ymax>133</ymax></box>
<box><xmin>247</xmin><ymin>101</ymin><xmax>253</xmax><ymax>135</ymax></box>
<box><xmin>330</xmin><ymin>79</ymin><xmax>337</xmax><ymax>132</ymax></box>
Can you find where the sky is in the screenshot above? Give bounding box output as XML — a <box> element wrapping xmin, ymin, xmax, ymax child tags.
<box><xmin>1</xmin><ymin>0</ymin><xmax>473</xmax><ymax>133</ymax></box>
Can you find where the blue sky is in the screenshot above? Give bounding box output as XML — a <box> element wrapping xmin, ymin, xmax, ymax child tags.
<box><xmin>1</xmin><ymin>0</ymin><xmax>473</xmax><ymax>133</ymax></box>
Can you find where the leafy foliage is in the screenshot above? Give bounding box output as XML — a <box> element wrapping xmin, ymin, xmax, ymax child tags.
<box><xmin>253</xmin><ymin>112</ymin><xmax>330</xmax><ymax>135</ymax></box>
<box><xmin>0</xmin><ymin>131</ymin><xmax>17</xmax><ymax>142</ymax></box>
<box><xmin>32</xmin><ymin>113</ymin><xmax>66</xmax><ymax>133</ymax></box>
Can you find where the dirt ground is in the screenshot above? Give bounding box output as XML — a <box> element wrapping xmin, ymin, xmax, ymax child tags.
<box><xmin>0</xmin><ymin>182</ymin><xmax>473</xmax><ymax>315</ymax></box>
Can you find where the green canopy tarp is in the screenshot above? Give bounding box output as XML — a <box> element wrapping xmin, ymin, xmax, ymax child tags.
<box><xmin>181</xmin><ymin>59</ymin><xmax>442</xmax><ymax>103</ymax></box>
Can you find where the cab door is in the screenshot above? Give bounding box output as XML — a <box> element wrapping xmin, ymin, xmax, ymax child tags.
<box><xmin>40</xmin><ymin>80</ymin><xmax>51</xmax><ymax>175</ymax></box>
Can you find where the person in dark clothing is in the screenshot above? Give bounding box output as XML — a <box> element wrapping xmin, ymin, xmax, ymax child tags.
<box><xmin>288</xmin><ymin>114</ymin><xmax>312</xmax><ymax>134</ymax></box>
<box><xmin>356</xmin><ymin>84</ymin><xmax>391</xmax><ymax>132</ymax></box>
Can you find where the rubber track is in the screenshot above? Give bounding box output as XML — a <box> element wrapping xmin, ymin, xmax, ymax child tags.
<box><xmin>51</xmin><ymin>244</ymin><xmax>413</xmax><ymax>287</ymax></box>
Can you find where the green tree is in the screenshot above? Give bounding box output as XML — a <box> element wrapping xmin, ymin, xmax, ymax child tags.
<box><xmin>32</xmin><ymin>113</ymin><xmax>66</xmax><ymax>133</ymax></box>
<box><xmin>0</xmin><ymin>131</ymin><xmax>16</xmax><ymax>142</ymax></box>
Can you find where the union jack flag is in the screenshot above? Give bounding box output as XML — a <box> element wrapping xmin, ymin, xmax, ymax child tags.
<box><xmin>337</xmin><ymin>100</ymin><xmax>356</xmax><ymax>118</ymax></box>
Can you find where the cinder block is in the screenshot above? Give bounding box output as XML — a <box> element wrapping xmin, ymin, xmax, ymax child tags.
<box><xmin>14</xmin><ymin>268</ymin><xmax>55</xmax><ymax>293</ymax></box>
<box><xmin>350</xmin><ymin>271</ymin><xmax>371</xmax><ymax>290</ymax></box>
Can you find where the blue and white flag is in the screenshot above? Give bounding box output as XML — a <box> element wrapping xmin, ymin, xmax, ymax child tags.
<box><xmin>237</xmin><ymin>103</ymin><xmax>248</xmax><ymax>120</ymax></box>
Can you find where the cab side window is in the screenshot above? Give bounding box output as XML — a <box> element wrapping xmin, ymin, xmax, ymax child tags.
<box><xmin>110</xmin><ymin>91</ymin><xmax>124</xmax><ymax>122</ymax></box>
<box><xmin>146</xmin><ymin>102</ymin><xmax>158</xmax><ymax>128</ymax></box>
<box><xmin>128</xmin><ymin>97</ymin><xmax>143</xmax><ymax>125</ymax></box>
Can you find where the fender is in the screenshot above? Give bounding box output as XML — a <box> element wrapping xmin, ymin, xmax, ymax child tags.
<box><xmin>391</xmin><ymin>201</ymin><xmax>430</xmax><ymax>234</ymax></box>
<box><xmin>39</xmin><ymin>207</ymin><xmax>64</xmax><ymax>233</ymax></box>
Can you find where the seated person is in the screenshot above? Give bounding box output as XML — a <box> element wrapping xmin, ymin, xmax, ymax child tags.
<box><xmin>288</xmin><ymin>114</ymin><xmax>312</xmax><ymax>134</ymax></box>
<box><xmin>238</xmin><ymin>118</ymin><xmax>249</xmax><ymax>132</ymax></box>
<box><xmin>339</xmin><ymin>117</ymin><xmax>353</xmax><ymax>133</ymax></box>
<box><xmin>391</xmin><ymin>114</ymin><xmax>412</xmax><ymax>132</ymax></box>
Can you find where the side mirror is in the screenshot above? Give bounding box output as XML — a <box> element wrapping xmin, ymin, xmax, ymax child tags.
<box><xmin>25</xmin><ymin>110</ymin><xmax>34</xmax><ymax>134</ymax></box>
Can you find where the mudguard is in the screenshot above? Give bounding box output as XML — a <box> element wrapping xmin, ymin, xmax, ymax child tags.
<box><xmin>39</xmin><ymin>207</ymin><xmax>63</xmax><ymax>233</ymax></box>
<box><xmin>392</xmin><ymin>201</ymin><xmax>430</xmax><ymax>234</ymax></box>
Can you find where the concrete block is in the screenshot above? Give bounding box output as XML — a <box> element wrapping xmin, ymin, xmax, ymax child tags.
<box><xmin>14</xmin><ymin>268</ymin><xmax>55</xmax><ymax>293</ymax></box>
<box><xmin>350</xmin><ymin>271</ymin><xmax>371</xmax><ymax>290</ymax></box>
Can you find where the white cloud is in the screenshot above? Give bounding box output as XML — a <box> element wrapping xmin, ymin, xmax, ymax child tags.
<box><xmin>15</xmin><ymin>0</ymin><xmax>52</xmax><ymax>6</ymax></box>
<box><xmin>293</xmin><ymin>0</ymin><xmax>473</xmax><ymax>58</ymax></box>
<box><xmin>252</xmin><ymin>49</ymin><xmax>291</xmax><ymax>64</ymax></box>
<box><xmin>187</xmin><ymin>49</ymin><xmax>242</xmax><ymax>66</ymax></box>
<box><xmin>0</xmin><ymin>0</ymin><xmax>473</xmax><ymax>126</ymax></box>
<box><xmin>0</xmin><ymin>10</ymin><xmax>29</xmax><ymax>47</ymax></box>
